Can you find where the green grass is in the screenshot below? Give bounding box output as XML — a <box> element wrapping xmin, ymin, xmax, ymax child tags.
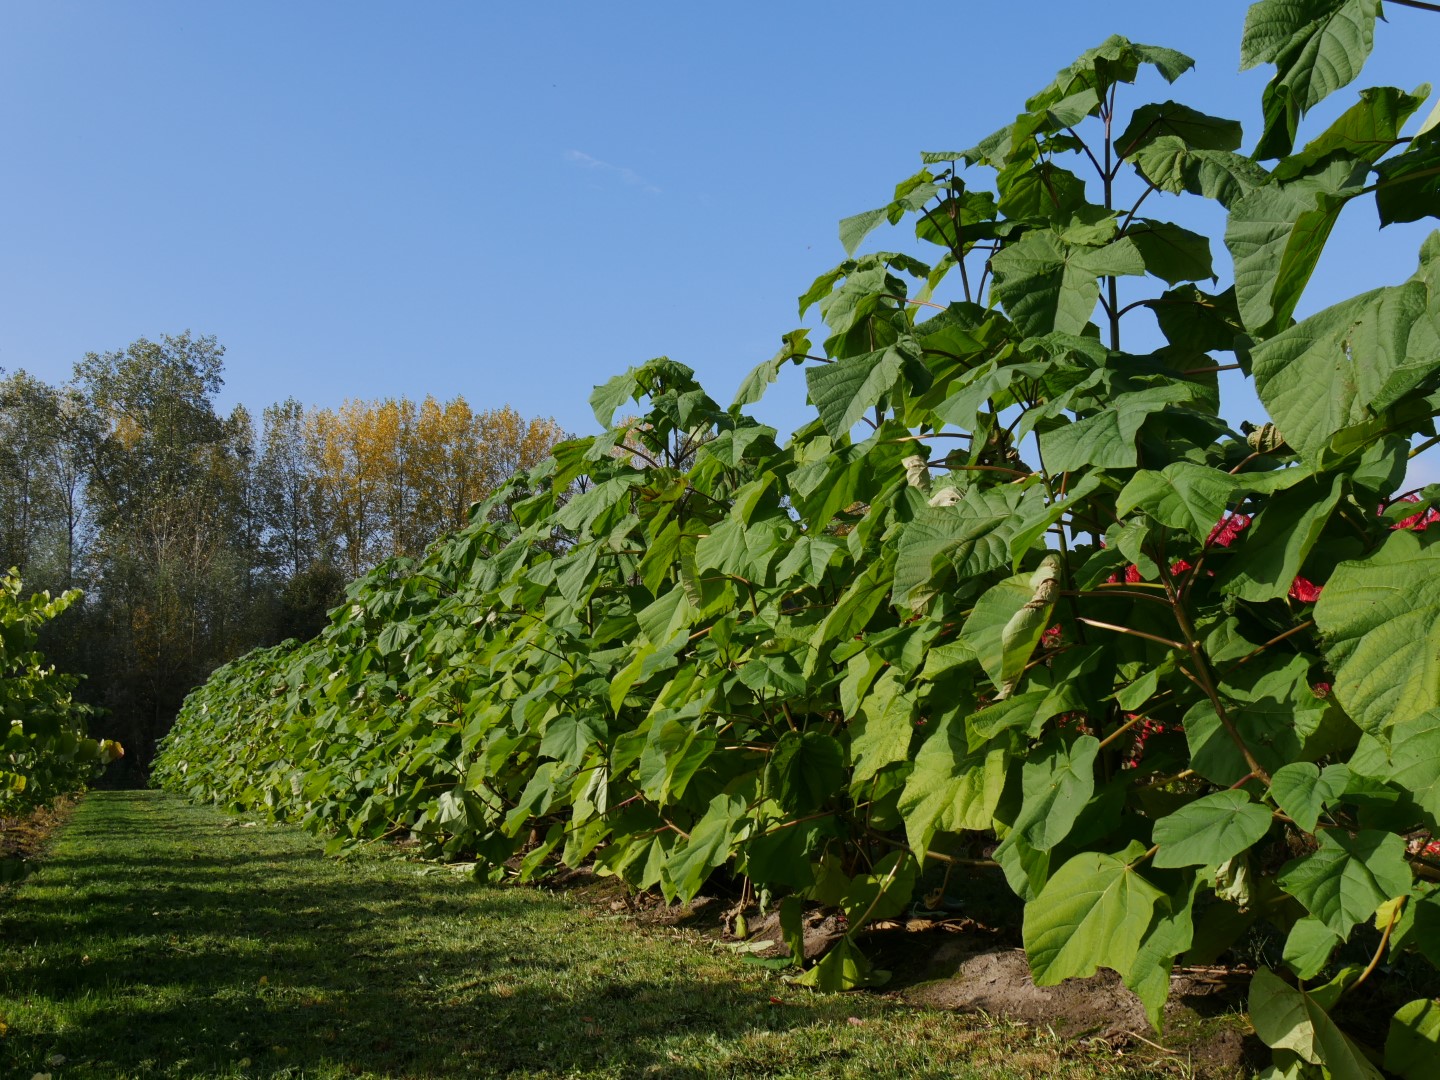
<box><xmin>0</xmin><ymin>792</ymin><xmax>1169</xmax><ymax>1079</ymax></box>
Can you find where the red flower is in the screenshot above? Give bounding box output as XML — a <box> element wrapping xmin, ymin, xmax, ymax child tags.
<box><xmin>1124</xmin><ymin>564</ymin><xmax>1144</xmax><ymax>584</ymax></box>
<box><xmin>1312</xmin><ymin>682</ymin><xmax>1332</xmax><ymax>699</ymax></box>
<box><xmin>1206</xmin><ymin>513</ymin><xmax>1251</xmax><ymax>548</ymax></box>
<box><xmin>1041</xmin><ymin>624</ymin><xmax>1063</xmax><ymax>648</ymax></box>
<box><xmin>1288</xmin><ymin>576</ymin><xmax>1323</xmax><ymax>603</ymax></box>
<box><xmin>1384</xmin><ymin>493</ymin><xmax>1440</xmax><ymax>532</ymax></box>
<box><xmin>1169</xmin><ymin>559</ymin><xmax>1193</xmax><ymax>576</ymax></box>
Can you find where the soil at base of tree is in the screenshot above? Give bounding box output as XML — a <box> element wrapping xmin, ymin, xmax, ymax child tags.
<box><xmin>558</xmin><ymin>868</ymin><xmax>1264</xmax><ymax>1078</ymax></box>
<box><xmin>0</xmin><ymin>796</ymin><xmax>77</xmax><ymax>864</ymax></box>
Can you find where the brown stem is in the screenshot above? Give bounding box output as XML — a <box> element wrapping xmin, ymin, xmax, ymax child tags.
<box><xmin>1222</xmin><ymin>620</ymin><xmax>1315</xmax><ymax>674</ymax></box>
<box><xmin>1077</xmin><ymin>617</ymin><xmax>1186</xmax><ymax>651</ymax></box>
<box><xmin>1170</xmin><ymin>601</ymin><xmax>1272</xmax><ymax>785</ymax></box>
<box><xmin>1346</xmin><ymin>898</ymin><xmax>1404</xmax><ymax>996</ymax></box>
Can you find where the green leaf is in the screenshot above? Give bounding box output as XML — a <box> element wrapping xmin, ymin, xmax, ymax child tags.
<box><xmin>1240</xmin><ymin>0</ymin><xmax>1383</xmax><ymax>159</ymax></box>
<box><xmin>1277</xmin><ymin>829</ymin><xmax>1412</xmax><ymax>935</ymax></box>
<box><xmin>805</xmin><ymin>343</ymin><xmax>911</xmax><ymax>439</ymax></box>
<box><xmin>590</xmin><ymin>370</ymin><xmax>636</xmax><ymax>428</ymax></box>
<box><xmin>635</xmin><ymin>586</ymin><xmax>697</xmax><ymax>648</ymax></box>
<box><xmin>1125</xmin><ymin>876</ymin><xmax>1202</xmax><ymax>1031</ymax></box>
<box><xmin>795</xmin><ymin>936</ymin><xmax>878</xmax><ymax>990</ymax></box>
<box><xmin>1315</xmin><ymin>531</ymin><xmax>1440</xmax><ymax>734</ymax></box>
<box><xmin>960</xmin><ymin>557</ymin><xmax>1060</xmax><ymax>697</ymax></box>
<box><xmin>1283</xmin><ymin>916</ymin><xmax>1344</xmax><ymax>980</ymax></box>
<box><xmin>766</xmin><ymin>731</ymin><xmax>845</xmax><ymax>815</ymax></box>
<box><xmin>1116</xmin><ymin>101</ymin><xmax>1243</xmax><ymax>157</ymax></box>
<box><xmin>1022</xmin><ymin>843</ymin><xmax>1165</xmax><ymax>985</ymax></box>
<box><xmin>1276</xmin><ymin>84</ymin><xmax>1430</xmax><ymax>181</ymax></box>
<box><xmin>850</xmin><ymin>672</ymin><xmax>916</xmax><ymax>785</ymax></box>
<box><xmin>1249</xmin><ymin>966</ymin><xmax>1383</xmax><ymax>1078</ymax></box>
<box><xmin>898</xmin><ymin>712</ymin><xmax>1008</xmax><ymax>857</ymax></box>
<box><xmin>733</xmin><ymin>330</ymin><xmax>810</xmax><ymax>408</ymax></box>
<box><xmin>1116</xmin><ymin>463</ymin><xmax>1237</xmax><ymax>543</ymax></box>
<box><xmin>1153</xmin><ymin>790</ymin><xmax>1275</xmax><ymax>868</ymax></box>
<box><xmin>1220</xmin><ymin>475</ymin><xmax>1343</xmax><ymax>601</ymax></box>
<box><xmin>1386</xmin><ymin>998</ymin><xmax>1440</xmax><ymax>1080</ymax></box>
<box><xmin>839</xmin><ymin>208</ymin><xmax>889</xmax><ymax>257</ymax></box>
<box><xmin>1006</xmin><ymin>734</ymin><xmax>1100</xmax><ymax>852</ymax></box>
<box><xmin>1269</xmin><ymin>761</ymin><xmax>1352</xmax><ymax>833</ymax></box>
<box><xmin>775</xmin><ymin>535</ymin><xmax>842</xmax><ymax>588</ymax></box>
<box><xmin>1126</xmin><ymin>219</ymin><xmax>1215</xmax><ymax>285</ymax></box>
<box><xmin>1226</xmin><ymin>155</ymin><xmax>1369</xmax><ymax>336</ymax></box>
<box><xmin>892</xmin><ymin>484</ymin><xmax>1044</xmax><ymax>610</ymax></box>
<box><xmin>539</xmin><ymin>715</ymin><xmax>605</xmax><ymax>770</ymax></box>
<box><xmin>1039</xmin><ymin>385</ymin><xmax>1195</xmax><ymax>473</ymax></box>
<box><xmin>665</xmin><ymin>792</ymin><xmax>748</xmax><ymax>903</ymax></box>
<box><xmin>694</xmin><ymin>516</ymin><xmax>787</xmax><ymax>582</ymax></box>
<box><xmin>1252</xmin><ymin>282</ymin><xmax>1434</xmax><ymax>462</ymax></box>
<box><xmin>1133</xmin><ymin>138</ymin><xmax>1269</xmax><ymax>208</ymax></box>
<box><xmin>989</xmin><ymin>229</ymin><xmax>1146</xmax><ymax>337</ymax></box>
<box><xmin>1385</xmin><ymin>711</ymin><xmax>1440</xmax><ymax>829</ymax></box>
<box><xmin>1376</xmin><ymin>128</ymin><xmax>1440</xmax><ymax>226</ymax></box>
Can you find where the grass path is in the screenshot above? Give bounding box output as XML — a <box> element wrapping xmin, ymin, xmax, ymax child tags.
<box><xmin>0</xmin><ymin>792</ymin><xmax>1151</xmax><ymax>1079</ymax></box>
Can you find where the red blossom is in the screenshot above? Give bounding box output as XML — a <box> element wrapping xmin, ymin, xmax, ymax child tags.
<box><xmin>1124</xmin><ymin>564</ymin><xmax>1144</xmax><ymax>584</ymax></box>
<box><xmin>1383</xmin><ymin>493</ymin><xmax>1440</xmax><ymax>532</ymax></box>
<box><xmin>1206</xmin><ymin>513</ymin><xmax>1251</xmax><ymax>548</ymax></box>
<box><xmin>1288</xmin><ymin>576</ymin><xmax>1323</xmax><ymax>603</ymax></box>
<box><xmin>1041</xmin><ymin>624</ymin><xmax>1063</xmax><ymax>648</ymax></box>
<box><xmin>1169</xmin><ymin>559</ymin><xmax>1193</xmax><ymax>576</ymax></box>
<box><xmin>1312</xmin><ymin>682</ymin><xmax>1332</xmax><ymax>699</ymax></box>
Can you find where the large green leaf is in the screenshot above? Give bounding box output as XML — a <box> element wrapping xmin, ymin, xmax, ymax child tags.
<box><xmin>1219</xmin><ymin>475</ymin><xmax>1342</xmax><ymax>601</ymax></box>
<box><xmin>805</xmin><ymin>343</ymin><xmax>912</xmax><ymax>439</ymax></box>
<box><xmin>1115</xmin><ymin>101</ymin><xmax>1243</xmax><ymax>157</ymax></box>
<box><xmin>1283</xmin><ymin>916</ymin><xmax>1344</xmax><ymax>979</ymax></box>
<box><xmin>892</xmin><ymin>484</ymin><xmax>1044</xmax><ymax>609</ymax></box>
<box><xmin>960</xmin><ymin>557</ymin><xmax>1059</xmax><ymax>697</ymax></box>
<box><xmin>766</xmin><ymin>731</ymin><xmax>845</xmax><ymax>815</ymax></box>
<box><xmin>1276</xmin><ymin>829</ymin><xmax>1411</xmax><ymax>935</ymax></box>
<box><xmin>1384</xmin><ymin>711</ymin><xmax>1440</xmax><ymax>829</ymax></box>
<box><xmin>849</xmin><ymin>671</ymin><xmax>916</xmax><ymax>785</ymax></box>
<box><xmin>1275</xmin><ymin>84</ymin><xmax>1430</xmax><ymax>181</ymax></box>
<box><xmin>1022</xmin><ymin>842</ymin><xmax>1165</xmax><ymax>985</ymax></box>
<box><xmin>1269</xmin><ymin>761</ymin><xmax>1352</xmax><ymax>833</ymax></box>
<box><xmin>1386</xmin><ymin>999</ymin><xmax>1440</xmax><ymax>1080</ymax></box>
<box><xmin>1039</xmin><ymin>384</ymin><xmax>1194</xmax><ymax>473</ymax></box>
<box><xmin>1251</xmin><ymin>282</ymin><xmax>1432</xmax><ymax>461</ymax></box>
<box><xmin>1240</xmin><ymin>0</ymin><xmax>1382</xmax><ymax>159</ymax></box>
<box><xmin>1125</xmin><ymin>877</ymin><xmax>1202</xmax><ymax>1031</ymax></box>
<box><xmin>1126</xmin><ymin>219</ymin><xmax>1215</xmax><ymax>285</ymax></box>
<box><xmin>1376</xmin><ymin>128</ymin><xmax>1440</xmax><ymax>226</ymax></box>
<box><xmin>1226</xmin><ymin>155</ymin><xmax>1369</xmax><ymax>336</ymax></box>
<box><xmin>1153</xmin><ymin>790</ymin><xmax>1275</xmax><ymax>868</ymax></box>
<box><xmin>989</xmin><ymin>231</ymin><xmax>1146</xmax><ymax>337</ymax></box>
<box><xmin>1250</xmin><ymin>967</ymin><xmax>1383</xmax><ymax>1079</ymax></box>
<box><xmin>1133</xmin><ymin>138</ymin><xmax>1269</xmax><ymax>208</ymax></box>
<box><xmin>1003</xmin><ymin>734</ymin><xmax>1099</xmax><ymax>853</ymax></box>
<box><xmin>1315</xmin><ymin>530</ymin><xmax>1440</xmax><ymax>734</ymax></box>
<box><xmin>665</xmin><ymin>792</ymin><xmax>748</xmax><ymax>903</ymax></box>
<box><xmin>1116</xmin><ymin>462</ymin><xmax>1237</xmax><ymax>543</ymax></box>
<box><xmin>898</xmin><ymin>712</ymin><xmax>1008</xmax><ymax>857</ymax></box>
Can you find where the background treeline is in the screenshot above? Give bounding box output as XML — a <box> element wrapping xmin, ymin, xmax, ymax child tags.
<box><xmin>0</xmin><ymin>332</ymin><xmax>564</xmax><ymax>776</ymax></box>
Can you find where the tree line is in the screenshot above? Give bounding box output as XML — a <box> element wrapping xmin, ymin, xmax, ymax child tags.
<box><xmin>0</xmin><ymin>332</ymin><xmax>564</xmax><ymax>775</ymax></box>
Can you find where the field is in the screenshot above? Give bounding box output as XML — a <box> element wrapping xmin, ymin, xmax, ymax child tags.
<box><xmin>0</xmin><ymin>791</ymin><xmax>1209</xmax><ymax>1079</ymax></box>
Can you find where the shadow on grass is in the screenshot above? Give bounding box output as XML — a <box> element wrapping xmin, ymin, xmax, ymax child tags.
<box><xmin>0</xmin><ymin>792</ymin><xmax>851</xmax><ymax>1079</ymax></box>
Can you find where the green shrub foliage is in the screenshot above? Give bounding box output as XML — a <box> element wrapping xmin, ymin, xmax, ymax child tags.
<box><xmin>2</xmin><ymin>570</ymin><xmax>119</xmax><ymax>816</ymax></box>
<box><xmin>157</xmin><ymin>2</ymin><xmax>1440</xmax><ymax>1071</ymax></box>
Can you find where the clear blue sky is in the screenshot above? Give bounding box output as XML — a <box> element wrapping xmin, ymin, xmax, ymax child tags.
<box><xmin>1</xmin><ymin>1</ymin><xmax>1436</xmax><ymax>452</ymax></box>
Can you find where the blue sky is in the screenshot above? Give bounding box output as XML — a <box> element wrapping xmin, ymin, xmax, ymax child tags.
<box><xmin>1</xmin><ymin>1</ymin><xmax>1436</xmax><ymax>455</ymax></box>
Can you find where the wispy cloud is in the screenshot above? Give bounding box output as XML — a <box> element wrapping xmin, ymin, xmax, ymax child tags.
<box><xmin>564</xmin><ymin>149</ymin><xmax>661</xmax><ymax>194</ymax></box>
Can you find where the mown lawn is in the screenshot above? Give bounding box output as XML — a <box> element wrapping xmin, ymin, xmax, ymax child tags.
<box><xmin>0</xmin><ymin>791</ymin><xmax>1171</xmax><ymax>1078</ymax></box>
